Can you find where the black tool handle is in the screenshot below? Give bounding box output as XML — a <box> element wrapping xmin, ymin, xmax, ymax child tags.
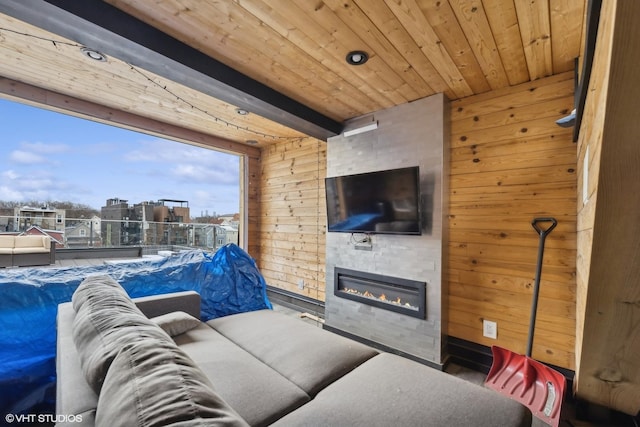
<box><xmin>532</xmin><ymin>217</ymin><xmax>557</xmax><ymax>237</ymax></box>
<box><xmin>526</xmin><ymin>217</ymin><xmax>557</xmax><ymax>357</ymax></box>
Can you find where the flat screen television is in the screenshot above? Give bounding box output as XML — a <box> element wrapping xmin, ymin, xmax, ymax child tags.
<box><xmin>325</xmin><ymin>166</ymin><xmax>421</xmax><ymax>235</ymax></box>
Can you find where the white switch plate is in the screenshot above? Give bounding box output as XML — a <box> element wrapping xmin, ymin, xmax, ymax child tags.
<box><xmin>297</xmin><ymin>279</ymin><xmax>304</xmax><ymax>290</ymax></box>
<box><xmin>483</xmin><ymin>320</ymin><xmax>497</xmax><ymax>339</ymax></box>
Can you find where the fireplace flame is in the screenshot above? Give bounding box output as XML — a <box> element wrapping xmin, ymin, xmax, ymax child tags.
<box><xmin>341</xmin><ymin>287</ymin><xmax>417</xmax><ymax>310</ymax></box>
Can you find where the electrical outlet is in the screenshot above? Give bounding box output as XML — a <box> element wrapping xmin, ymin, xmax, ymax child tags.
<box><xmin>483</xmin><ymin>320</ymin><xmax>497</xmax><ymax>339</ymax></box>
<box><xmin>297</xmin><ymin>279</ymin><xmax>304</xmax><ymax>290</ymax></box>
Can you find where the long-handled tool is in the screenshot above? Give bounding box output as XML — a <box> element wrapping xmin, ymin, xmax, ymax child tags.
<box><xmin>485</xmin><ymin>218</ymin><xmax>566</xmax><ymax>427</ymax></box>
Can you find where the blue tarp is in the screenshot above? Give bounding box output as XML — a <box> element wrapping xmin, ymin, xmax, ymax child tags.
<box><xmin>0</xmin><ymin>244</ymin><xmax>271</xmax><ymax>417</ymax></box>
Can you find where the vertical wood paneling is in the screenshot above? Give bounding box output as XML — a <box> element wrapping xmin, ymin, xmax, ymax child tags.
<box><xmin>574</xmin><ymin>0</ymin><xmax>640</xmax><ymax>415</ymax></box>
<box><xmin>514</xmin><ymin>0</ymin><xmax>553</xmax><ymax>79</ymax></box>
<box><xmin>253</xmin><ymin>75</ymin><xmax>577</xmax><ymax>371</ymax></box>
<box><xmin>252</xmin><ymin>138</ymin><xmax>327</xmax><ymax>301</ymax></box>
<box><xmin>482</xmin><ymin>0</ymin><xmax>530</xmax><ymax>86</ymax></box>
<box><xmin>449</xmin><ymin>73</ymin><xmax>577</xmax><ymax>369</ymax></box>
<box><xmin>448</xmin><ymin>0</ymin><xmax>510</xmax><ymax>90</ymax></box>
<box><xmin>246</xmin><ymin>155</ymin><xmax>261</xmax><ymax>259</ymax></box>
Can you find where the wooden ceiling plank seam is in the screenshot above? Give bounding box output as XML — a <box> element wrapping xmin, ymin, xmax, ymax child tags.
<box><xmin>383</xmin><ymin>0</ymin><xmax>475</xmax><ymax>98</ymax></box>
<box><xmin>287</xmin><ymin>0</ymin><xmax>414</xmax><ymax>106</ymax></box>
<box><xmin>514</xmin><ymin>0</ymin><xmax>554</xmax><ymax>80</ymax></box>
<box><xmin>419</xmin><ymin>0</ymin><xmax>492</xmax><ymax>94</ymax></box>
<box><xmin>232</xmin><ymin>1</ymin><xmax>379</xmax><ymax>117</ymax></box>
<box><xmin>256</xmin><ymin>0</ymin><xmax>400</xmax><ymax>107</ymax></box>
<box><xmin>244</xmin><ymin>0</ymin><xmax>400</xmax><ymax>112</ymax></box>
<box><xmin>204</xmin><ymin>1</ymin><xmax>372</xmax><ymax>119</ymax></box>
<box><xmin>481</xmin><ymin>0</ymin><xmax>531</xmax><ymax>86</ymax></box>
<box><xmin>549</xmin><ymin>0</ymin><xmax>585</xmax><ymax>74</ymax></box>
<box><xmin>447</xmin><ymin>0</ymin><xmax>511</xmax><ymax>90</ymax></box>
<box><xmin>108</xmin><ymin>0</ymin><xmax>361</xmax><ymax>121</ymax></box>
<box><xmin>352</xmin><ymin>0</ymin><xmax>455</xmax><ymax>100</ymax></box>
<box><xmin>1</xmin><ymin>0</ymin><xmax>589</xmax><ymax>146</ymax></box>
<box><xmin>322</xmin><ymin>0</ymin><xmax>436</xmax><ymax>97</ymax></box>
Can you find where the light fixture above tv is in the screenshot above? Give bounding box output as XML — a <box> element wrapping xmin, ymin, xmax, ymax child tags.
<box><xmin>343</xmin><ymin>121</ymin><xmax>378</xmax><ymax>137</ymax></box>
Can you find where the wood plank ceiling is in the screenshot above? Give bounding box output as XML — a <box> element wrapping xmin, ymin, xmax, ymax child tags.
<box><xmin>0</xmin><ymin>0</ymin><xmax>586</xmax><ymax>149</ymax></box>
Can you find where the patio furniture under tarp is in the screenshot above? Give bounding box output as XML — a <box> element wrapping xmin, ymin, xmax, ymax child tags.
<box><xmin>0</xmin><ymin>244</ymin><xmax>271</xmax><ymax>416</ymax></box>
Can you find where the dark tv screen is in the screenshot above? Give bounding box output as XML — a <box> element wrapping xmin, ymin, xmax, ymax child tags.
<box><xmin>325</xmin><ymin>166</ymin><xmax>421</xmax><ymax>235</ymax></box>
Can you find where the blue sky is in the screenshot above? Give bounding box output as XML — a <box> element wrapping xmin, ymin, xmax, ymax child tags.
<box><xmin>0</xmin><ymin>99</ymin><xmax>240</xmax><ymax>218</ymax></box>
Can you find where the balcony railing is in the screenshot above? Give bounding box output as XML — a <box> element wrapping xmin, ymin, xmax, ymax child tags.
<box><xmin>0</xmin><ymin>216</ymin><xmax>238</xmax><ymax>251</ymax></box>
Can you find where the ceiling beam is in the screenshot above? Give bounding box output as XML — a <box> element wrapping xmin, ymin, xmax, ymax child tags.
<box><xmin>0</xmin><ymin>0</ymin><xmax>343</xmax><ymax>140</ymax></box>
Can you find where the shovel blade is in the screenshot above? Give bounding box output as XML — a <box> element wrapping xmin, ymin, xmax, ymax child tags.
<box><xmin>485</xmin><ymin>346</ymin><xmax>566</xmax><ymax>427</ymax></box>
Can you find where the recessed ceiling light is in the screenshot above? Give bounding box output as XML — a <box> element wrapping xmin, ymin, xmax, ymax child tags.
<box><xmin>346</xmin><ymin>50</ymin><xmax>369</xmax><ymax>65</ymax></box>
<box><xmin>235</xmin><ymin>108</ymin><xmax>249</xmax><ymax>115</ymax></box>
<box><xmin>81</xmin><ymin>47</ymin><xmax>107</xmax><ymax>62</ymax></box>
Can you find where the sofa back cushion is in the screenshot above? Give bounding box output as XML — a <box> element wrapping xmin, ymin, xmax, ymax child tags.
<box><xmin>71</xmin><ymin>275</ymin><xmax>172</xmax><ymax>392</ymax></box>
<box><xmin>0</xmin><ymin>235</ymin><xmax>15</xmax><ymax>249</ymax></box>
<box><xmin>0</xmin><ymin>235</ymin><xmax>14</xmax><ymax>255</ymax></box>
<box><xmin>95</xmin><ymin>338</ymin><xmax>248</xmax><ymax>427</ymax></box>
<box><xmin>14</xmin><ymin>235</ymin><xmax>48</xmax><ymax>249</ymax></box>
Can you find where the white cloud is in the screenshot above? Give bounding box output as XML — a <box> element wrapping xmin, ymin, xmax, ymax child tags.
<box><xmin>10</xmin><ymin>150</ymin><xmax>46</xmax><ymax>164</ymax></box>
<box><xmin>123</xmin><ymin>138</ymin><xmax>240</xmax><ymax>187</ymax></box>
<box><xmin>17</xmin><ymin>176</ymin><xmax>55</xmax><ymax>191</ymax></box>
<box><xmin>8</xmin><ymin>142</ymin><xmax>70</xmax><ymax>165</ymax></box>
<box><xmin>124</xmin><ymin>139</ymin><xmax>236</xmax><ymax>165</ymax></box>
<box><xmin>2</xmin><ymin>170</ymin><xmax>19</xmax><ymax>180</ymax></box>
<box><xmin>20</xmin><ymin>142</ymin><xmax>70</xmax><ymax>154</ymax></box>
<box><xmin>171</xmin><ymin>163</ymin><xmax>238</xmax><ymax>185</ymax></box>
<box><xmin>0</xmin><ymin>186</ymin><xmax>24</xmax><ymax>201</ymax></box>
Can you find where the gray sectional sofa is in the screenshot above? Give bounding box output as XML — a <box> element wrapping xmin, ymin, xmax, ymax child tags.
<box><xmin>56</xmin><ymin>275</ymin><xmax>532</xmax><ymax>426</ymax></box>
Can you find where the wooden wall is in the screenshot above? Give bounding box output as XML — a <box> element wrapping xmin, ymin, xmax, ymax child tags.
<box><xmin>245</xmin><ymin>154</ymin><xmax>260</xmax><ymax>254</ymax></box>
<box><xmin>574</xmin><ymin>0</ymin><xmax>640</xmax><ymax>415</ymax></box>
<box><xmin>446</xmin><ymin>72</ymin><xmax>577</xmax><ymax>370</ymax></box>
<box><xmin>250</xmin><ymin>137</ymin><xmax>327</xmax><ymax>301</ymax></box>
<box><xmin>251</xmin><ymin>74</ymin><xmax>577</xmax><ymax>370</ymax></box>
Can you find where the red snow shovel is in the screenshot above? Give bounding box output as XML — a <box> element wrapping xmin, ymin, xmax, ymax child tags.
<box><xmin>485</xmin><ymin>218</ymin><xmax>566</xmax><ymax>427</ymax></box>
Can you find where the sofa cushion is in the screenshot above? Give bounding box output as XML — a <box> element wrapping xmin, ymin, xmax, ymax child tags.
<box><xmin>12</xmin><ymin>235</ymin><xmax>49</xmax><ymax>252</ymax></box>
<box><xmin>71</xmin><ymin>275</ymin><xmax>172</xmax><ymax>392</ymax></box>
<box><xmin>95</xmin><ymin>338</ymin><xmax>249</xmax><ymax>427</ymax></box>
<box><xmin>174</xmin><ymin>323</ymin><xmax>310</xmax><ymax>426</ymax></box>
<box><xmin>272</xmin><ymin>353</ymin><xmax>532</xmax><ymax>427</ymax></box>
<box><xmin>151</xmin><ymin>311</ymin><xmax>201</xmax><ymax>337</ymax></box>
<box><xmin>56</xmin><ymin>302</ymin><xmax>99</xmax><ymax>418</ymax></box>
<box><xmin>0</xmin><ymin>235</ymin><xmax>14</xmax><ymax>254</ymax></box>
<box><xmin>207</xmin><ymin>309</ymin><xmax>379</xmax><ymax>396</ymax></box>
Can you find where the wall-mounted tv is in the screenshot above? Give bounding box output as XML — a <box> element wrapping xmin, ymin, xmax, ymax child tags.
<box><xmin>325</xmin><ymin>166</ymin><xmax>421</xmax><ymax>235</ymax></box>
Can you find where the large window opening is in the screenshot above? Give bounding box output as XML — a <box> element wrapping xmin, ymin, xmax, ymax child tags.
<box><xmin>0</xmin><ymin>98</ymin><xmax>242</xmax><ymax>252</ymax></box>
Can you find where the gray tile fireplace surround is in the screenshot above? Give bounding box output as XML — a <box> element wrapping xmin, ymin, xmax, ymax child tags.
<box><xmin>324</xmin><ymin>266</ymin><xmax>444</xmax><ymax>369</ymax></box>
<box><xmin>324</xmin><ymin>94</ymin><xmax>449</xmax><ymax>368</ymax></box>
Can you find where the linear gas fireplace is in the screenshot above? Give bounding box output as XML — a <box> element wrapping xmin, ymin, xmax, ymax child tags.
<box><xmin>334</xmin><ymin>267</ymin><xmax>426</xmax><ymax>319</ymax></box>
